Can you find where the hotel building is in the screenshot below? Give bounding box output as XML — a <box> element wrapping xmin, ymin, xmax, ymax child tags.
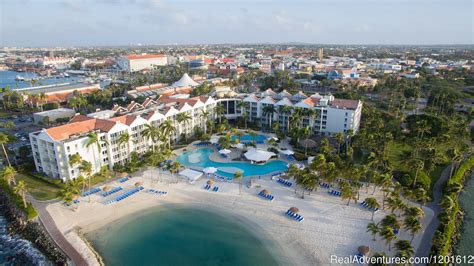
<box><xmin>29</xmin><ymin>96</ymin><xmax>217</xmax><ymax>181</ymax></box>
<box><xmin>117</xmin><ymin>54</ymin><xmax>168</xmax><ymax>72</ymax></box>
<box><xmin>30</xmin><ymin>88</ymin><xmax>361</xmax><ymax>181</ymax></box>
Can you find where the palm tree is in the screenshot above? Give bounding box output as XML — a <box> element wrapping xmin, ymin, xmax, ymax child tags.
<box><xmin>341</xmin><ymin>184</ymin><xmax>356</xmax><ymax>206</ymax></box>
<box><xmin>1</xmin><ymin>166</ymin><xmax>17</xmax><ymax>187</ymax></box>
<box><xmin>365</xmin><ymin>197</ymin><xmax>380</xmax><ymax>221</ymax></box>
<box><xmin>262</xmin><ymin>105</ymin><xmax>277</xmax><ymax>130</ymax></box>
<box><xmin>235</xmin><ymin>170</ymin><xmax>243</xmax><ymax>195</ymax></box>
<box><xmin>404</xmin><ymin>206</ymin><xmax>424</xmax><ymax>219</ymax></box>
<box><xmin>380</xmin><ymin>214</ymin><xmax>401</xmax><ymax>231</ymax></box>
<box><xmin>168</xmin><ymin>161</ymin><xmax>182</xmax><ymax>183</ymax></box>
<box><xmin>61</xmin><ymin>178</ymin><xmax>82</xmax><ymax>211</ymax></box>
<box><xmin>142</xmin><ymin>124</ymin><xmax>161</xmax><ymax>151</ymax></box>
<box><xmin>279</xmin><ymin>105</ymin><xmax>293</xmax><ymax>132</ymax></box>
<box><xmin>200</xmin><ymin>110</ymin><xmax>210</xmax><ymax>134</ymax></box>
<box><xmin>0</xmin><ymin>132</ymin><xmax>11</xmax><ymax>167</ymax></box>
<box><xmin>380</xmin><ymin>226</ymin><xmax>397</xmax><ymax>251</ymax></box>
<box><xmin>440</xmin><ymin>195</ymin><xmax>455</xmax><ymax>213</ymax></box>
<box><xmin>367</xmin><ymin>222</ymin><xmax>379</xmax><ymax>241</ymax></box>
<box><xmin>302</xmin><ymin>126</ymin><xmax>312</xmax><ymax>156</ymax></box>
<box><xmin>159</xmin><ymin>119</ymin><xmax>176</xmax><ymax>149</ymax></box>
<box><xmin>176</xmin><ymin>112</ymin><xmax>192</xmax><ymax>141</ymax></box>
<box><xmin>334</xmin><ymin>132</ymin><xmax>344</xmax><ymax>155</ymax></box>
<box><xmin>13</xmin><ymin>180</ymin><xmax>28</xmax><ymax>208</ymax></box>
<box><xmin>85</xmin><ymin>132</ymin><xmax>101</xmax><ymax>173</ymax></box>
<box><xmin>117</xmin><ymin>132</ymin><xmax>131</xmax><ymax>157</ymax></box>
<box><xmin>37</xmin><ymin>92</ymin><xmax>47</xmax><ymax>111</ymax></box>
<box><xmin>249</xmin><ymin>130</ymin><xmax>258</xmax><ymax>145</ymax></box>
<box><xmin>214</xmin><ymin>104</ymin><xmax>226</xmax><ymax>124</ymax></box>
<box><xmin>404</xmin><ymin>216</ymin><xmax>422</xmax><ymax>243</ymax></box>
<box><xmin>394</xmin><ymin>240</ymin><xmax>414</xmax><ymax>259</ymax></box>
<box><xmin>79</xmin><ymin>160</ymin><xmax>93</xmax><ymax>202</ymax></box>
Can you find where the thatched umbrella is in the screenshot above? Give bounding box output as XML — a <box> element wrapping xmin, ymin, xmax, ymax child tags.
<box><xmin>299</xmin><ymin>139</ymin><xmax>317</xmax><ymax>149</ymax></box>
<box><xmin>134</xmin><ymin>181</ymin><xmax>143</xmax><ymax>187</ymax></box>
<box><xmin>102</xmin><ymin>186</ymin><xmax>112</xmax><ymax>192</ymax></box>
<box><xmin>289</xmin><ymin>207</ymin><xmax>299</xmax><ymax>213</ymax></box>
<box><xmin>207</xmin><ymin>179</ymin><xmax>214</xmax><ymax>185</ymax></box>
<box><xmin>358</xmin><ymin>246</ymin><xmax>370</xmax><ymax>256</ymax></box>
<box><xmin>261</xmin><ymin>189</ymin><xmax>271</xmax><ymax>195</ymax></box>
<box><xmin>120</xmin><ymin>172</ymin><xmax>129</xmax><ymax>178</ymax></box>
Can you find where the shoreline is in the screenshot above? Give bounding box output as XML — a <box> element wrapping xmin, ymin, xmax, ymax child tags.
<box><xmin>45</xmin><ymin>167</ymin><xmax>433</xmax><ymax>265</ymax></box>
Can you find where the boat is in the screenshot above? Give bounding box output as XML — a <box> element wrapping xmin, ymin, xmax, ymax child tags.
<box><xmin>15</xmin><ymin>75</ymin><xmax>25</xmax><ymax>81</ymax></box>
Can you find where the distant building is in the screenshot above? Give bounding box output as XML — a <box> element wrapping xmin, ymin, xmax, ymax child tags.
<box><xmin>117</xmin><ymin>54</ymin><xmax>168</xmax><ymax>72</ymax></box>
<box><xmin>33</xmin><ymin>108</ymin><xmax>76</xmax><ymax>124</ymax></box>
<box><xmin>318</xmin><ymin>48</ymin><xmax>324</xmax><ymax>62</ymax></box>
<box><xmin>15</xmin><ymin>83</ymin><xmax>100</xmax><ymax>105</ymax></box>
<box><xmin>40</xmin><ymin>57</ymin><xmax>76</xmax><ymax>69</ymax></box>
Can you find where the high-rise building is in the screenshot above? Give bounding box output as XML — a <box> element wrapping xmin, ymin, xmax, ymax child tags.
<box><xmin>318</xmin><ymin>48</ymin><xmax>324</xmax><ymax>62</ymax></box>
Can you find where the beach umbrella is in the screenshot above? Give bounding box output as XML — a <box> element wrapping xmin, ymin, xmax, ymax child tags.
<box><xmin>134</xmin><ymin>181</ymin><xmax>143</xmax><ymax>187</ymax></box>
<box><xmin>207</xmin><ymin>179</ymin><xmax>214</xmax><ymax>185</ymax></box>
<box><xmin>358</xmin><ymin>246</ymin><xmax>370</xmax><ymax>256</ymax></box>
<box><xmin>120</xmin><ymin>172</ymin><xmax>129</xmax><ymax>178</ymax></box>
<box><xmin>102</xmin><ymin>186</ymin><xmax>112</xmax><ymax>192</ymax></box>
<box><xmin>261</xmin><ymin>189</ymin><xmax>271</xmax><ymax>195</ymax></box>
<box><xmin>279</xmin><ymin>149</ymin><xmax>294</xmax><ymax>155</ymax></box>
<box><xmin>299</xmin><ymin>139</ymin><xmax>317</xmax><ymax>149</ymax></box>
<box><xmin>268</xmin><ymin>136</ymin><xmax>278</xmax><ymax>141</ymax></box>
<box><xmin>203</xmin><ymin>167</ymin><xmax>218</xmax><ymax>174</ymax></box>
<box><xmin>289</xmin><ymin>207</ymin><xmax>299</xmax><ymax>213</ymax></box>
<box><xmin>219</xmin><ymin>149</ymin><xmax>232</xmax><ymax>154</ymax></box>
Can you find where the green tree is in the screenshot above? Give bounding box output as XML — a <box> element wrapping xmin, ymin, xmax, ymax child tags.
<box><xmin>0</xmin><ymin>132</ymin><xmax>12</xmax><ymax>167</ymax></box>
<box><xmin>365</xmin><ymin>197</ymin><xmax>380</xmax><ymax>221</ymax></box>
<box><xmin>1</xmin><ymin>166</ymin><xmax>16</xmax><ymax>187</ymax></box>
<box><xmin>235</xmin><ymin>170</ymin><xmax>243</xmax><ymax>195</ymax></box>
<box><xmin>367</xmin><ymin>222</ymin><xmax>380</xmax><ymax>241</ymax></box>
<box><xmin>380</xmin><ymin>226</ymin><xmax>397</xmax><ymax>251</ymax></box>
<box><xmin>177</xmin><ymin>112</ymin><xmax>192</xmax><ymax>141</ymax></box>
<box><xmin>13</xmin><ymin>180</ymin><xmax>28</xmax><ymax>208</ymax></box>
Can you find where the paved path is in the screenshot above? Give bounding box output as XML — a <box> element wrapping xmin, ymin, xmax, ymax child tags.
<box><xmin>31</xmin><ymin>198</ymin><xmax>88</xmax><ymax>266</ymax></box>
<box><xmin>415</xmin><ymin>164</ymin><xmax>452</xmax><ymax>257</ymax></box>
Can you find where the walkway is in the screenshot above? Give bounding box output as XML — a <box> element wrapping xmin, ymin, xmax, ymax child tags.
<box><xmin>415</xmin><ymin>164</ymin><xmax>452</xmax><ymax>257</ymax></box>
<box><xmin>30</xmin><ymin>198</ymin><xmax>88</xmax><ymax>266</ymax></box>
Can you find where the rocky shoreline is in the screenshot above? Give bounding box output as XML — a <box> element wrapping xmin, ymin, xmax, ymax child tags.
<box><xmin>0</xmin><ymin>190</ymin><xmax>68</xmax><ymax>265</ymax></box>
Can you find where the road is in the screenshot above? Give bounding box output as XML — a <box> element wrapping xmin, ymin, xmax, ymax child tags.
<box><xmin>415</xmin><ymin>164</ymin><xmax>453</xmax><ymax>257</ymax></box>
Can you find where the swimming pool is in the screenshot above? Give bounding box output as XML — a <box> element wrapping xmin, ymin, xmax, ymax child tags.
<box><xmin>230</xmin><ymin>134</ymin><xmax>267</xmax><ymax>143</ymax></box>
<box><xmin>176</xmin><ymin>148</ymin><xmax>288</xmax><ymax>178</ymax></box>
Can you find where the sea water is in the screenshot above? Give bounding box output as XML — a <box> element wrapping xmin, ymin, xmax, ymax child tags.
<box><xmin>87</xmin><ymin>206</ymin><xmax>281</xmax><ymax>266</ymax></box>
<box><xmin>456</xmin><ymin>173</ymin><xmax>474</xmax><ymax>263</ymax></box>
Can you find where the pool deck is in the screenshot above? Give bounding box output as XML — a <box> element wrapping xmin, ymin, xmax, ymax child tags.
<box><xmin>177</xmin><ymin>132</ymin><xmax>296</xmax><ymax>179</ymax></box>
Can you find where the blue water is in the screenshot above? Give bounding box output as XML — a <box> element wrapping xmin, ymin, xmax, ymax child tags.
<box><xmin>88</xmin><ymin>207</ymin><xmax>280</xmax><ymax>266</ymax></box>
<box><xmin>0</xmin><ymin>70</ymin><xmax>83</xmax><ymax>89</ymax></box>
<box><xmin>230</xmin><ymin>134</ymin><xmax>267</xmax><ymax>143</ymax></box>
<box><xmin>176</xmin><ymin>148</ymin><xmax>288</xmax><ymax>178</ymax></box>
<box><xmin>0</xmin><ymin>215</ymin><xmax>50</xmax><ymax>265</ymax></box>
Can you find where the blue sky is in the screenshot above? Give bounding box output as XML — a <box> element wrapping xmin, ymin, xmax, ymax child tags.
<box><xmin>0</xmin><ymin>0</ymin><xmax>472</xmax><ymax>47</ymax></box>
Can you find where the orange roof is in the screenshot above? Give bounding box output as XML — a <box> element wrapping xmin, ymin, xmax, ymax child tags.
<box><xmin>331</xmin><ymin>99</ymin><xmax>360</xmax><ymax>110</ymax></box>
<box><xmin>110</xmin><ymin>115</ymin><xmax>137</xmax><ymax>126</ymax></box>
<box><xmin>69</xmin><ymin>115</ymin><xmax>92</xmax><ymax>123</ymax></box>
<box><xmin>127</xmin><ymin>54</ymin><xmax>166</xmax><ymax>60</ymax></box>
<box><xmin>44</xmin><ymin>88</ymin><xmax>98</xmax><ymax>103</ymax></box>
<box><xmin>45</xmin><ymin>118</ymin><xmax>116</xmax><ymax>141</ymax></box>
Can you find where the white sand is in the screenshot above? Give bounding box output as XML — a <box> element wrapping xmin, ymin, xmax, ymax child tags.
<box><xmin>46</xmin><ymin>168</ymin><xmax>433</xmax><ymax>265</ymax></box>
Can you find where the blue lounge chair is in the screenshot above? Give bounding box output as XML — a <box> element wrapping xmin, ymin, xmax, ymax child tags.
<box><xmin>212</xmin><ymin>186</ymin><xmax>219</xmax><ymax>192</ymax></box>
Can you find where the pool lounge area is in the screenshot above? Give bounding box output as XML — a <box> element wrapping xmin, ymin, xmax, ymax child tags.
<box><xmin>176</xmin><ymin>148</ymin><xmax>288</xmax><ymax>179</ymax></box>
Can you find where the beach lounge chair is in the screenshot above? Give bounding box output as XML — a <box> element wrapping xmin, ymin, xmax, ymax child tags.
<box><xmin>212</xmin><ymin>186</ymin><xmax>219</xmax><ymax>192</ymax></box>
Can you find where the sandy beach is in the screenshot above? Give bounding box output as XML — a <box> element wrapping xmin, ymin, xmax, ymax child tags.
<box><xmin>46</xmin><ymin>167</ymin><xmax>433</xmax><ymax>265</ymax></box>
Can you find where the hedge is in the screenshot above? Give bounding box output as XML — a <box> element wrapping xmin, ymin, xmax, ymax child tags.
<box><xmin>430</xmin><ymin>155</ymin><xmax>474</xmax><ymax>258</ymax></box>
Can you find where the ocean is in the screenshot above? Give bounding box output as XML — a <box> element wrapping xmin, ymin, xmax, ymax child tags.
<box><xmin>0</xmin><ymin>70</ymin><xmax>83</xmax><ymax>89</ymax></box>
<box><xmin>0</xmin><ymin>215</ymin><xmax>50</xmax><ymax>266</ymax></box>
<box><xmin>456</xmin><ymin>173</ymin><xmax>474</xmax><ymax>263</ymax></box>
<box><xmin>87</xmin><ymin>206</ymin><xmax>281</xmax><ymax>266</ymax></box>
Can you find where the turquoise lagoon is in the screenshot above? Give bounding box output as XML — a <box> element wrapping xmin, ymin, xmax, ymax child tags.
<box><xmin>176</xmin><ymin>148</ymin><xmax>288</xmax><ymax>178</ymax></box>
<box><xmin>87</xmin><ymin>206</ymin><xmax>281</xmax><ymax>266</ymax></box>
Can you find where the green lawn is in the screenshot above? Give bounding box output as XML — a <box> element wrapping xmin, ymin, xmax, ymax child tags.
<box><xmin>16</xmin><ymin>173</ymin><xmax>62</xmax><ymax>201</ymax></box>
<box><xmin>386</xmin><ymin>141</ymin><xmax>412</xmax><ymax>171</ymax></box>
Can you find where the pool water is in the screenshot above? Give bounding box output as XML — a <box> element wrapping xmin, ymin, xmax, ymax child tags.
<box><xmin>176</xmin><ymin>148</ymin><xmax>288</xmax><ymax>178</ymax></box>
<box><xmin>230</xmin><ymin>134</ymin><xmax>267</xmax><ymax>143</ymax></box>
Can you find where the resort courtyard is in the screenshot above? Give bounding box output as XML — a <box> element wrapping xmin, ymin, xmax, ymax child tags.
<box><xmin>45</xmin><ymin>131</ymin><xmax>434</xmax><ymax>265</ymax></box>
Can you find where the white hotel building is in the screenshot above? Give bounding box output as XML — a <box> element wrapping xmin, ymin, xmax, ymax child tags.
<box><xmin>29</xmin><ymin>96</ymin><xmax>217</xmax><ymax>181</ymax></box>
<box><xmin>240</xmin><ymin>89</ymin><xmax>362</xmax><ymax>135</ymax></box>
<box><xmin>117</xmin><ymin>54</ymin><xmax>168</xmax><ymax>72</ymax></box>
<box><xmin>29</xmin><ymin>89</ymin><xmax>361</xmax><ymax>181</ymax></box>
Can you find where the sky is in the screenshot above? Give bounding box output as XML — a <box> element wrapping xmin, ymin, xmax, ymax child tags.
<box><xmin>0</xmin><ymin>0</ymin><xmax>473</xmax><ymax>47</ymax></box>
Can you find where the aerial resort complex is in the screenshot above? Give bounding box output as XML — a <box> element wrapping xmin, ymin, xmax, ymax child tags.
<box><xmin>1</xmin><ymin>1</ymin><xmax>473</xmax><ymax>265</ymax></box>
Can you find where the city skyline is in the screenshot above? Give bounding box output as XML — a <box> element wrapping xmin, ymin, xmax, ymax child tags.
<box><xmin>1</xmin><ymin>0</ymin><xmax>473</xmax><ymax>47</ymax></box>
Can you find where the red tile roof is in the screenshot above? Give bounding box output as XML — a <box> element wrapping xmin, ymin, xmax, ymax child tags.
<box><xmin>127</xmin><ymin>54</ymin><xmax>166</xmax><ymax>60</ymax></box>
<box><xmin>331</xmin><ymin>99</ymin><xmax>360</xmax><ymax>110</ymax></box>
<box><xmin>45</xmin><ymin>118</ymin><xmax>116</xmax><ymax>141</ymax></box>
<box><xmin>110</xmin><ymin>115</ymin><xmax>137</xmax><ymax>126</ymax></box>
